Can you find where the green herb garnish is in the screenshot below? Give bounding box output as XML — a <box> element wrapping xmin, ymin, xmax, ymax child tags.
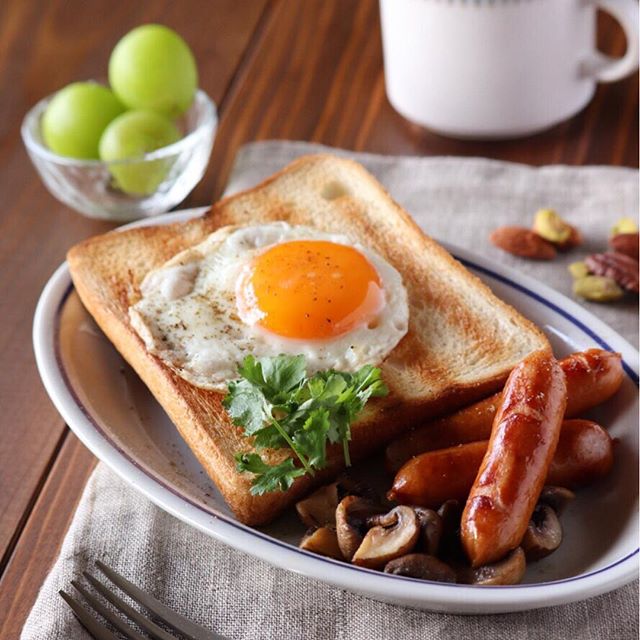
<box><xmin>223</xmin><ymin>355</ymin><xmax>388</xmax><ymax>495</ymax></box>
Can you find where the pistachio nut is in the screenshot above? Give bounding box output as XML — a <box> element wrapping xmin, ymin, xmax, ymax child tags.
<box><xmin>611</xmin><ymin>217</ymin><xmax>638</xmax><ymax>237</ymax></box>
<box><xmin>573</xmin><ymin>275</ymin><xmax>624</xmax><ymax>303</ymax></box>
<box><xmin>568</xmin><ymin>261</ymin><xmax>590</xmax><ymax>279</ymax></box>
<box><xmin>533</xmin><ymin>209</ymin><xmax>572</xmax><ymax>244</ymax></box>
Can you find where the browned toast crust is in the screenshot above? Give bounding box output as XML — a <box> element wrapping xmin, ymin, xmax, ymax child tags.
<box><xmin>67</xmin><ymin>155</ymin><xmax>549</xmax><ymax>525</ymax></box>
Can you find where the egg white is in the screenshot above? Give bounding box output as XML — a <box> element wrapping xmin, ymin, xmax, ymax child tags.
<box><xmin>129</xmin><ymin>222</ymin><xmax>409</xmax><ymax>390</ymax></box>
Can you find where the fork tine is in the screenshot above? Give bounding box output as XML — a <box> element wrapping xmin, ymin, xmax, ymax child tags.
<box><xmin>59</xmin><ymin>590</ymin><xmax>119</xmax><ymax>640</ymax></box>
<box><xmin>72</xmin><ymin>580</ymin><xmax>150</xmax><ymax>640</ymax></box>
<box><xmin>83</xmin><ymin>572</ymin><xmax>176</xmax><ymax>640</ymax></box>
<box><xmin>96</xmin><ymin>561</ymin><xmax>219</xmax><ymax>640</ymax></box>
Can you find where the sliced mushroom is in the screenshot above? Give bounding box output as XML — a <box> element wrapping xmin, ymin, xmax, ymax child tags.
<box><xmin>521</xmin><ymin>504</ymin><xmax>563</xmax><ymax>561</ymax></box>
<box><xmin>384</xmin><ymin>553</ymin><xmax>456</xmax><ymax>583</ymax></box>
<box><xmin>352</xmin><ymin>506</ymin><xmax>420</xmax><ymax>569</ymax></box>
<box><xmin>300</xmin><ymin>526</ymin><xmax>344</xmax><ymax>560</ymax></box>
<box><xmin>296</xmin><ymin>483</ymin><xmax>339</xmax><ymax>528</ymax></box>
<box><xmin>413</xmin><ymin>507</ymin><xmax>443</xmax><ymax>556</ymax></box>
<box><xmin>335</xmin><ymin>496</ymin><xmax>385</xmax><ymax>561</ymax></box>
<box><xmin>538</xmin><ymin>486</ymin><xmax>575</xmax><ymax>516</ymax></box>
<box><xmin>460</xmin><ymin>548</ymin><xmax>526</xmax><ymax>586</ymax></box>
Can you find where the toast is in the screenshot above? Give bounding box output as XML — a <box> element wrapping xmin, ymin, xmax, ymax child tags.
<box><xmin>67</xmin><ymin>154</ymin><xmax>549</xmax><ymax>525</ymax></box>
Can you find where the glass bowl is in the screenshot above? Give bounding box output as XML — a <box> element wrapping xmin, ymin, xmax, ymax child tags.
<box><xmin>21</xmin><ymin>88</ymin><xmax>217</xmax><ymax>222</ymax></box>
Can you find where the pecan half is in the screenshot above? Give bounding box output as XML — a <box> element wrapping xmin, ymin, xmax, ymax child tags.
<box><xmin>490</xmin><ymin>227</ymin><xmax>556</xmax><ymax>260</ymax></box>
<box><xmin>609</xmin><ymin>233</ymin><xmax>639</xmax><ymax>261</ymax></box>
<box><xmin>585</xmin><ymin>252</ymin><xmax>639</xmax><ymax>293</ymax></box>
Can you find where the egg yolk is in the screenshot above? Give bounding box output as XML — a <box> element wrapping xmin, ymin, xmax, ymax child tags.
<box><xmin>236</xmin><ymin>240</ymin><xmax>384</xmax><ymax>340</ymax></box>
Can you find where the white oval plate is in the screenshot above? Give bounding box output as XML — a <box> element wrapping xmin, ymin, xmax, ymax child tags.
<box><xmin>33</xmin><ymin>209</ymin><xmax>639</xmax><ymax>614</ymax></box>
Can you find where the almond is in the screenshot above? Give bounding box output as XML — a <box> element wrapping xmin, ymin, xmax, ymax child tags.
<box><xmin>609</xmin><ymin>232</ymin><xmax>639</xmax><ymax>261</ymax></box>
<box><xmin>584</xmin><ymin>252</ymin><xmax>639</xmax><ymax>293</ymax></box>
<box><xmin>490</xmin><ymin>227</ymin><xmax>556</xmax><ymax>260</ymax></box>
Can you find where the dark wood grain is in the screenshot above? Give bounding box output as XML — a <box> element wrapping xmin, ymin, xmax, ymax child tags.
<box><xmin>207</xmin><ymin>1</ymin><xmax>638</xmax><ymax>199</ymax></box>
<box><xmin>0</xmin><ymin>0</ymin><xmax>269</xmax><ymax>629</ymax></box>
<box><xmin>0</xmin><ymin>434</ymin><xmax>96</xmax><ymax>639</ymax></box>
<box><xmin>0</xmin><ymin>0</ymin><xmax>637</xmax><ymax>636</ymax></box>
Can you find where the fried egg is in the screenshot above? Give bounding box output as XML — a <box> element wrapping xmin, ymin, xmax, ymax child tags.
<box><xmin>129</xmin><ymin>222</ymin><xmax>409</xmax><ymax>390</ymax></box>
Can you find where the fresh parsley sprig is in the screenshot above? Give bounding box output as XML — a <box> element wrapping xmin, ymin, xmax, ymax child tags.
<box><xmin>223</xmin><ymin>355</ymin><xmax>388</xmax><ymax>495</ymax></box>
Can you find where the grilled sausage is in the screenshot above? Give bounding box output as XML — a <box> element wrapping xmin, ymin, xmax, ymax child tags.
<box><xmin>388</xmin><ymin>441</ymin><xmax>487</xmax><ymax>508</ymax></box>
<box><xmin>548</xmin><ymin>419</ymin><xmax>614</xmax><ymax>488</ymax></box>
<box><xmin>385</xmin><ymin>349</ymin><xmax>622</xmax><ymax>473</ymax></box>
<box><xmin>563</xmin><ymin>349</ymin><xmax>624</xmax><ymax>416</ymax></box>
<box><xmin>385</xmin><ymin>395</ymin><xmax>500</xmax><ymax>474</ymax></box>
<box><xmin>460</xmin><ymin>351</ymin><xmax>567</xmax><ymax>567</ymax></box>
<box><xmin>388</xmin><ymin>419</ymin><xmax>613</xmax><ymax>508</ymax></box>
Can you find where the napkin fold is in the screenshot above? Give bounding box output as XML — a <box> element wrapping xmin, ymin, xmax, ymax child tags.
<box><xmin>23</xmin><ymin>141</ymin><xmax>639</xmax><ymax>640</ymax></box>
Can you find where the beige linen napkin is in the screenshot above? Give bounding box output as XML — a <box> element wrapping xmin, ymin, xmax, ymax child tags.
<box><xmin>23</xmin><ymin>141</ymin><xmax>639</xmax><ymax>640</ymax></box>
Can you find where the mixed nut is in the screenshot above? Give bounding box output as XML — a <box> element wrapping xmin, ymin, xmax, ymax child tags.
<box><xmin>490</xmin><ymin>210</ymin><xmax>639</xmax><ymax>303</ymax></box>
<box><xmin>532</xmin><ymin>209</ymin><xmax>583</xmax><ymax>251</ymax></box>
<box><xmin>490</xmin><ymin>208</ymin><xmax>582</xmax><ymax>260</ymax></box>
<box><xmin>490</xmin><ymin>226</ymin><xmax>557</xmax><ymax>261</ymax></box>
<box><xmin>568</xmin><ymin>218</ymin><xmax>639</xmax><ymax>302</ymax></box>
<box><xmin>295</xmin><ymin>478</ymin><xmax>574</xmax><ymax>586</ymax></box>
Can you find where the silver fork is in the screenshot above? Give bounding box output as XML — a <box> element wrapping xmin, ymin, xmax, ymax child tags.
<box><xmin>59</xmin><ymin>560</ymin><xmax>225</xmax><ymax>640</ymax></box>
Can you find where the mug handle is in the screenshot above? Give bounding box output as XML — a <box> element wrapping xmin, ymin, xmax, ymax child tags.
<box><xmin>583</xmin><ymin>0</ymin><xmax>639</xmax><ymax>82</ymax></box>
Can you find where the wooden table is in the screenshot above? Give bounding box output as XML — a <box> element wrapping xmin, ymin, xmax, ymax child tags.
<box><xmin>0</xmin><ymin>1</ymin><xmax>637</xmax><ymax>636</ymax></box>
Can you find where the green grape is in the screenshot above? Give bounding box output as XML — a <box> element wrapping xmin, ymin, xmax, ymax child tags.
<box><xmin>41</xmin><ymin>82</ymin><xmax>125</xmax><ymax>159</ymax></box>
<box><xmin>108</xmin><ymin>24</ymin><xmax>198</xmax><ymax>118</ymax></box>
<box><xmin>99</xmin><ymin>109</ymin><xmax>181</xmax><ymax>196</ymax></box>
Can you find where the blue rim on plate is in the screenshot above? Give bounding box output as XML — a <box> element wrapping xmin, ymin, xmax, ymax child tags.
<box><xmin>33</xmin><ymin>208</ymin><xmax>639</xmax><ymax>612</ymax></box>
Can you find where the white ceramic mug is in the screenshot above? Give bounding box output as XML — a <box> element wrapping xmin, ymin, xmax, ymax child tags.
<box><xmin>380</xmin><ymin>0</ymin><xmax>640</xmax><ymax>139</ymax></box>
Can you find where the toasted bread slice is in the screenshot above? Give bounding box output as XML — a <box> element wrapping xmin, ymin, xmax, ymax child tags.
<box><xmin>67</xmin><ymin>154</ymin><xmax>549</xmax><ymax>525</ymax></box>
